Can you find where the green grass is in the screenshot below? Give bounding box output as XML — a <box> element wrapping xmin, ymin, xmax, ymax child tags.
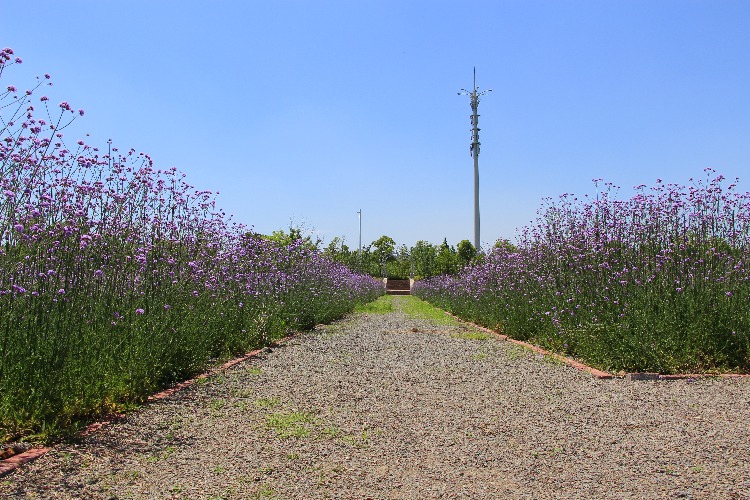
<box><xmin>255</xmin><ymin>399</ymin><xmax>368</xmax><ymax>446</ymax></box>
<box><xmin>247</xmin><ymin>366</ymin><xmax>263</xmax><ymax>375</ymax></box>
<box><xmin>394</xmin><ymin>295</ymin><xmax>459</xmax><ymax>325</ymax></box>
<box><xmin>354</xmin><ymin>295</ymin><xmax>394</xmax><ymax>314</ymax></box>
<box><xmin>208</xmin><ymin>399</ymin><xmax>226</xmax><ymax>411</ymax></box>
<box><xmin>357</xmin><ymin>295</ymin><xmax>468</xmax><ymax>328</ymax></box>
<box><xmin>320</xmin><ymin>424</ymin><xmax>342</xmax><ymax>438</ymax></box>
<box><xmin>264</xmin><ymin>410</ymin><xmax>316</xmax><ymax>439</ymax></box>
<box><xmin>505</xmin><ymin>344</ymin><xmax>531</xmax><ymax>360</ymax></box>
<box><xmin>341</xmin><ymin>430</ymin><xmax>371</xmax><ymax>447</ymax></box>
<box><xmin>472</xmin><ymin>350</ymin><xmax>489</xmax><ymax>361</ymax></box>
<box><xmin>254</xmin><ymin>397</ymin><xmax>281</xmax><ymax>409</ymax></box>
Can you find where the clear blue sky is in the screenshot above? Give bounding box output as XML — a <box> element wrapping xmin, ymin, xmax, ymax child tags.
<box><xmin>5</xmin><ymin>1</ymin><xmax>750</xmax><ymax>249</ymax></box>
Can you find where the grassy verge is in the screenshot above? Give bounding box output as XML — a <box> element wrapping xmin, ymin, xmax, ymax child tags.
<box><xmin>354</xmin><ymin>295</ymin><xmax>394</xmax><ymax>314</ymax></box>
<box><xmin>393</xmin><ymin>295</ymin><xmax>460</xmax><ymax>325</ymax></box>
<box><xmin>355</xmin><ymin>295</ymin><xmax>458</xmax><ymax>324</ymax></box>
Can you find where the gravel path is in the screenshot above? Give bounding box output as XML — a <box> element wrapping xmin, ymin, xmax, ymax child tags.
<box><xmin>3</xmin><ymin>296</ymin><xmax>750</xmax><ymax>499</ymax></box>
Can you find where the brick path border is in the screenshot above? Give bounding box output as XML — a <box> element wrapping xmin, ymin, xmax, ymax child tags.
<box><xmin>441</xmin><ymin>311</ymin><xmax>614</xmax><ymax>379</ymax></box>
<box><xmin>442</xmin><ymin>310</ymin><xmax>750</xmax><ymax>381</ymax></box>
<box><xmin>0</xmin><ymin>334</ymin><xmax>296</xmax><ymax>478</ymax></box>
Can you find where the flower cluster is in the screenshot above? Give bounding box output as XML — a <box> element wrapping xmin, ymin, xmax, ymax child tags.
<box><xmin>0</xmin><ymin>49</ymin><xmax>383</xmax><ymax>438</ymax></box>
<box><xmin>414</xmin><ymin>173</ymin><xmax>750</xmax><ymax>374</ymax></box>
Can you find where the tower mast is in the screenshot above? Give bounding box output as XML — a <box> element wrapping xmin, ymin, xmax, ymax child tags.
<box><xmin>459</xmin><ymin>68</ymin><xmax>491</xmax><ymax>250</ymax></box>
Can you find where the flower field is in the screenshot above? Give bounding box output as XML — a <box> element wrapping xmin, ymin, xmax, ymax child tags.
<box><xmin>414</xmin><ymin>174</ymin><xmax>750</xmax><ymax>374</ymax></box>
<box><xmin>0</xmin><ymin>48</ymin><xmax>383</xmax><ymax>440</ymax></box>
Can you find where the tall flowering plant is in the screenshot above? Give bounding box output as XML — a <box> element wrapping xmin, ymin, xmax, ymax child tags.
<box><xmin>0</xmin><ymin>48</ymin><xmax>383</xmax><ymax>440</ymax></box>
<box><xmin>414</xmin><ymin>173</ymin><xmax>750</xmax><ymax>373</ymax></box>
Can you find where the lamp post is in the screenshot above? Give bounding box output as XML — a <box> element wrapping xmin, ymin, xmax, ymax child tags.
<box><xmin>458</xmin><ymin>67</ymin><xmax>491</xmax><ymax>250</ymax></box>
<box><xmin>357</xmin><ymin>208</ymin><xmax>362</xmax><ymax>270</ymax></box>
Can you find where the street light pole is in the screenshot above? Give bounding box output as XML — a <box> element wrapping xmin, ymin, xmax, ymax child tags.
<box><xmin>459</xmin><ymin>67</ymin><xmax>491</xmax><ymax>251</ymax></box>
<box><xmin>357</xmin><ymin>209</ymin><xmax>362</xmax><ymax>266</ymax></box>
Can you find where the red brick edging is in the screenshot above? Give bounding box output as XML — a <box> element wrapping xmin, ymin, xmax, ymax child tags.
<box><xmin>0</xmin><ymin>334</ymin><xmax>296</xmax><ymax>478</ymax></box>
<box><xmin>0</xmin><ymin>447</ymin><xmax>51</xmax><ymax>477</ymax></box>
<box><xmin>442</xmin><ymin>310</ymin><xmax>750</xmax><ymax>381</ymax></box>
<box><xmin>442</xmin><ymin>311</ymin><xmax>614</xmax><ymax>379</ymax></box>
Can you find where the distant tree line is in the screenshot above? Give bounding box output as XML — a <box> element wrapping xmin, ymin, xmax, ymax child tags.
<box><xmin>263</xmin><ymin>227</ymin><xmax>516</xmax><ymax>280</ymax></box>
<box><xmin>323</xmin><ymin>235</ymin><xmax>517</xmax><ymax>279</ymax></box>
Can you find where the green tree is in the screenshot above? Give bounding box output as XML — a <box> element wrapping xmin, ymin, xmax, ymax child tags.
<box><xmin>359</xmin><ymin>244</ymin><xmax>378</xmax><ymax>277</ymax></box>
<box><xmin>493</xmin><ymin>238</ymin><xmax>518</xmax><ymax>253</ymax></box>
<box><xmin>410</xmin><ymin>240</ymin><xmax>436</xmax><ymax>279</ymax></box>
<box><xmin>265</xmin><ymin>226</ymin><xmax>319</xmax><ymax>250</ymax></box>
<box><xmin>372</xmin><ymin>235</ymin><xmax>396</xmax><ymax>277</ymax></box>
<box><xmin>324</xmin><ymin>236</ymin><xmax>354</xmax><ymax>267</ymax></box>
<box><xmin>457</xmin><ymin>239</ymin><xmax>477</xmax><ymax>267</ymax></box>
<box><xmin>387</xmin><ymin>244</ymin><xmax>411</xmax><ymax>279</ymax></box>
<box><xmin>434</xmin><ymin>238</ymin><xmax>459</xmax><ymax>276</ymax></box>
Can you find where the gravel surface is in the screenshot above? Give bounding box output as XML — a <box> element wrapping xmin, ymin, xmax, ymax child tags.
<box><xmin>3</xmin><ymin>296</ymin><xmax>750</xmax><ymax>499</ymax></box>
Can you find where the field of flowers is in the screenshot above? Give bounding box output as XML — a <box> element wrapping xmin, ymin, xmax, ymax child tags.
<box><xmin>0</xmin><ymin>48</ymin><xmax>383</xmax><ymax>441</ymax></box>
<box><xmin>414</xmin><ymin>174</ymin><xmax>750</xmax><ymax>374</ymax></box>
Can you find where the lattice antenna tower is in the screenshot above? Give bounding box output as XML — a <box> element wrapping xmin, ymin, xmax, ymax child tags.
<box><xmin>458</xmin><ymin>67</ymin><xmax>491</xmax><ymax>250</ymax></box>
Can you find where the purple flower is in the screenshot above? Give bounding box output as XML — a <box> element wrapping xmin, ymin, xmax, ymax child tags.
<box><xmin>135</xmin><ymin>308</ymin><xmax>145</xmax><ymax>315</ymax></box>
<box><xmin>164</xmin><ymin>304</ymin><xmax>171</xmax><ymax>310</ymax></box>
<box><xmin>13</xmin><ymin>223</ymin><xmax>24</xmax><ymax>232</ymax></box>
